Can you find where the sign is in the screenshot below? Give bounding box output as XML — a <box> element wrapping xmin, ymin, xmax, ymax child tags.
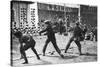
<box><xmin>29</xmin><ymin>2</ymin><xmax>38</xmax><ymax>29</ymax></box>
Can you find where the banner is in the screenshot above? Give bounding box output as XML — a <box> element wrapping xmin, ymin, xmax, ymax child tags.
<box><xmin>28</xmin><ymin>2</ymin><xmax>38</xmax><ymax>29</ymax></box>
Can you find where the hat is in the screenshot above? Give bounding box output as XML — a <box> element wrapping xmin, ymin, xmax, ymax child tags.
<box><xmin>14</xmin><ymin>31</ymin><xmax>22</xmax><ymax>38</ymax></box>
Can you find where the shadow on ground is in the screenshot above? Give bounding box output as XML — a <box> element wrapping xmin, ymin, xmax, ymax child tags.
<box><xmin>46</xmin><ymin>55</ymin><xmax>78</xmax><ymax>59</ymax></box>
<box><xmin>80</xmin><ymin>53</ymin><xmax>97</xmax><ymax>56</ymax></box>
<box><xmin>46</xmin><ymin>53</ymin><xmax>97</xmax><ymax>59</ymax></box>
<box><xmin>23</xmin><ymin>59</ymin><xmax>52</xmax><ymax>66</ymax></box>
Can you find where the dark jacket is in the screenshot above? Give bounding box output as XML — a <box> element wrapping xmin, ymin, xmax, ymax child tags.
<box><xmin>19</xmin><ymin>35</ymin><xmax>35</xmax><ymax>47</ymax></box>
<box><xmin>73</xmin><ymin>26</ymin><xmax>83</xmax><ymax>37</ymax></box>
<box><xmin>69</xmin><ymin>25</ymin><xmax>83</xmax><ymax>41</ymax></box>
<box><xmin>39</xmin><ymin>25</ymin><xmax>55</xmax><ymax>40</ymax></box>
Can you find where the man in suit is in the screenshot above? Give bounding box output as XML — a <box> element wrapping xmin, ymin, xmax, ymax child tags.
<box><xmin>14</xmin><ymin>31</ymin><xmax>40</xmax><ymax>64</ymax></box>
<box><xmin>65</xmin><ymin>21</ymin><xmax>83</xmax><ymax>55</ymax></box>
<box><xmin>39</xmin><ymin>20</ymin><xmax>64</xmax><ymax>58</ymax></box>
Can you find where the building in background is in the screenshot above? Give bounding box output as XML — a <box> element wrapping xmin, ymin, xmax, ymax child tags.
<box><xmin>11</xmin><ymin>1</ymin><xmax>79</xmax><ymax>32</ymax></box>
<box><xmin>11</xmin><ymin>1</ymin><xmax>97</xmax><ymax>34</ymax></box>
<box><xmin>80</xmin><ymin>5</ymin><xmax>97</xmax><ymax>30</ymax></box>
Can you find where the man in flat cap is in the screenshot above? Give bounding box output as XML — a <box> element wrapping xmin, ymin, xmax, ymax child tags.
<box><xmin>14</xmin><ymin>31</ymin><xmax>40</xmax><ymax>64</ymax></box>
<box><xmin>39</xmin><ymin>20</ymin><xmax>64</xmax><ymax>58</ymax></box>
<box><xmin>65</xmin><ymin>21</ymin><xmax>83</xmax><ymax>55</ymax></box>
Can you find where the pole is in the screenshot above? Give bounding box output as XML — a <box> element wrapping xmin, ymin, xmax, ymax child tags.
<box><xmin>64</xmin><ymin>4</ymin><xmax>68</xmax><ymax>34</ymax></box>
<box><xmin>78</xmin><ymin>5</ymin><xmax>81</xmax><ymax>23</ymax></box>
<box><xmin>18</xmin><ymin>2</ymin><xmax>20</xmax><ymax>29</ymax></box>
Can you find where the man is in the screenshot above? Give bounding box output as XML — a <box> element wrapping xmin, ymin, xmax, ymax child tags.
<box><xmin>83</xmin><ymin>24</ymin><xmax>88</xmax><ymax>39</ymax></box>
<box><xmin>59</xmin><ymin>19</ymin><xmax>64</xmax><ymax>35</ymax></box>
<box><xmin>39</xmin><ymin>20</ymin><xmax>64</xmax><ymax>58</ymax></box>
<box><xmin>94</xmin><ymin>27</ymin><xmax>97</xmax><ymax>41</ymax></box>
<box><xmin>14</xmin><ymin>31</ymin><xmax>40</xmax><ymax>64</ymax></box>
<box><xmin>65</xmin><ymin>22</ymin><xmax>83</xmax><ymax>55</ymax></box>
<box><xmin>92</xmin><ymin>27</ymin><xmax>97</xmax><ymax>41</ymax></box>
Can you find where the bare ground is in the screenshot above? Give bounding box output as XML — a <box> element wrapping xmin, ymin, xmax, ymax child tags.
<box><xmin>11</xmin><ymin>33</ymin><xmax>97</xmax><ymax>67</ymax></box>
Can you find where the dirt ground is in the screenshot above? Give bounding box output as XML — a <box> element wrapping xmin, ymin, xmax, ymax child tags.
<box><xmin>11</xmin><ymin>33</ymin><xmax>97</xmax><ymax>67</ymax></box>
